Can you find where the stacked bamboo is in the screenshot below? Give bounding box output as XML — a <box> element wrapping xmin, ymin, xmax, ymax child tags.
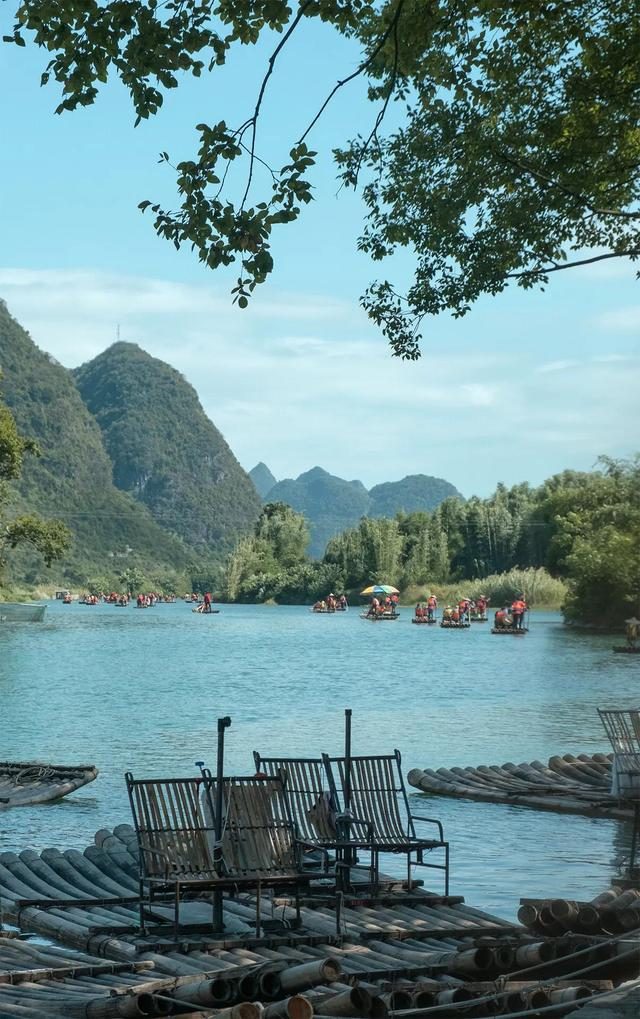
<box><xmin>407</xmin><ymin>752</ymin><xmax>632</xmax><ymax>819</ymax></box>
<box><xmin>519</xmin><ymin>888</ymin><xmax>640</xmax><ymax>937</ymax></box>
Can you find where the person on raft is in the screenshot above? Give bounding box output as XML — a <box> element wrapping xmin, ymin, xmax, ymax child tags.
<box><xmin>427</xmin><ymin>595</ymin><xmax>437</xmax><ymax>620</ymax></box>
<box><xmin>511</xmin><ymin>595</ymin><xmax>527</xmax><ymax>630</ymax></box>
<box><xmin>494</xmin><ymin>606</ymin><xmax>513</xmax><ymax>629</ymax></box>
<box><xmin>203</xmin><ymin>591</ymin><xmax>212</xmax><ymax>613</ymax></box>
<box><xmin>442</xmin><ymin>606</ymin><xmax>453</xmax><ymax>622</ymax></box>
<box><xmin>626</xmin><ymin>617</ymin><xmax>640</xmax><ymax>648</ymax></box>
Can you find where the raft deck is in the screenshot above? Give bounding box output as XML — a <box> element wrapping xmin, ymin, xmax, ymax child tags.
<box><xmin>407</xmin><ymin>752</ymin><xmax>634</xmax><ymax>819</ymax></box>
<box><xmin>0</xmin><ymin>824</ymin><xmax>632</xmax><ymax>1018</ymax></box>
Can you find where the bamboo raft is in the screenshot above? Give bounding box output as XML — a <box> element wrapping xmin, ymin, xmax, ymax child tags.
<box><xmin>0</xmin><ymin>761</ymin><xmax>98</xmax><ymax>808</ymax></box>
<box><xmin>411</xmin><ymin>618</ymin><xmax>437</xmax><ymax>625</ymax></box>
<box><xmin>439</xmin><ymin>621</ymin><xmax>470</xmax><ymax>629</ymax></box>
<box><xmin>359</xmin><ymin>613</ymin><xmax>399</xmax><ymax>621</ymax></box>
<box><xmin>407</xmin><ymin>752</ymin><xmax>636</xmax><ymax>819</ymax></box>
<box><xmin>0</xmin><ymin>826</ymin><xmax>633</xmax><ymax>1018</ymax></box>
<box><xmin>491</xmin><ymin>627</ymin><xmax>528</xmax><ymax>635</ymax></box>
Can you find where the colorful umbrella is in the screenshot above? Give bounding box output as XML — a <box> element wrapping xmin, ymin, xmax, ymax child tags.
<box><xmin>360</xmin><ymin>584</ymin><xmax>399</xmax><ymax>596</ymax></box>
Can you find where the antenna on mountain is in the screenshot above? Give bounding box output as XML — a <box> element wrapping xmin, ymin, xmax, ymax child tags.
<box><xmin>116</xmin><ymin>323</ymin><xmax>121</xmax><ymax>342</ymax></box>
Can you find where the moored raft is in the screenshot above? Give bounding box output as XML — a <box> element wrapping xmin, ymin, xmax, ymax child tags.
<box><xmin>407</xmin><ymin>752</ymin><xmax>635</xmax><ymax>819</ymax></box>
<box><xmin>0</xmin><ymin>761</ymin><xmax>98</xmax><ymax>807</ymax></box>
<box><xmin>0</xmin><ymin>602</ymin><xmax>46</xmax><ymax>622</ymax></box>
<box><xmin>0</xmin><ymin>825</ymin><xmax>632</xmax><ymax>1019</ymax></box>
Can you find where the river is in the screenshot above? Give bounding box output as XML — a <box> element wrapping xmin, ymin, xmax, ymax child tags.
<box><xmin>0</xmin><ymin>601</ymin><xmax>637</xmax><ymax>920</ymax></box>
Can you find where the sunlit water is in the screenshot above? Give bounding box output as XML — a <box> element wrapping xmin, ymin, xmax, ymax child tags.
<box><xmin>1</xmin><ymin>601</ymin><xmax>638</xmax><ymax>921</ymax></box>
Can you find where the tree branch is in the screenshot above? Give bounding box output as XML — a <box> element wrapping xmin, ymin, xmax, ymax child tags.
<box><xmin>507</xmin><ymin>249</ymin><xmax>640</xmax><ymax>279</ymax></box>
<box><xmin>297</xmin><ymin>0</ymin><xmax>405</xmax><ymax>146</ymax></box>
<box><xmin>350</xmin><ymin>2</ymin><xmax>403</xmax><ymax>186</ymax></box>
<box><xmin>500</xmin><ymin>152</ymin><xmax>640</xmax><ymax>220</ymax></box>
<box><xmin>241</xmin><ymin>1</ymin><xmax>312</xmax><ymax>209</ymax></box>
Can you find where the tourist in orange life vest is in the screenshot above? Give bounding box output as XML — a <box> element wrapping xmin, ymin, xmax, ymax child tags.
<box><xmin>458</xmin><ymin>598</ymin><xmax>470</xmax><ymax>623</ymax></box>
<box><xmin>450</xmin><ymin>607</ymin><xmax>460</xmax><ymax>623</ymax></box>
<box><xmin>511</xmin><ymin>596</ymin><xmax>527</xmax><ymax>630</ymax></box>
<box><xmin>494</xmin><ymin>607</ymin><xmax>508</xmax><ymax>628</ymax></box>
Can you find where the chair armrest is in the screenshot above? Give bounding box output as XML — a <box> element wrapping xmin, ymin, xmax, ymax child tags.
<box><xmin>295</xmin><ymin>837</ymin><xmax>330</xmax><ymax>867</ymax></box>
<box><xmin>410</xmin><ymin>814</ymin><xmax>445</xmax><ymax>842</ymax></box>
<box><xmin>336</xmin><ymin>813</ymin><xmax>375</xmax><ymax>842</ymax></box>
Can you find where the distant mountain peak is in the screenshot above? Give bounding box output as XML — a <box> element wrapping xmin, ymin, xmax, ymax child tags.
<box><xmin>249</xmin><ymin>462</ymin><xmax>277</xmax><ymax>498</ymax></box>
<box><xmin>256</xmin><ymin>463</ymin><xmax>463</xmax><ymax>557</ymax></box>
<box><xmin>74</xmin><ymin>344</ymin><xmax>261</xmax><ymax>554</ymax></box>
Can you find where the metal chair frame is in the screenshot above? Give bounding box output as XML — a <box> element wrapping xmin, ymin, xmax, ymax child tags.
<box><xmin>322</xmin><ymin>749</ymin><xmax>449</xmax><ymax>894</ymax></box>
<box><xmin>126</xmin><ymin>771</ymin><xmax>310</xmax><ymax>937</ymax></box>
<box><xmin>598</xmin><ymin>709</ymin><xmax>640</xmax><ymax>871</ymax></box>
<box><xmin>252</xmin><ymin>752</ymin><xmax>376</xmax><ymax>887</ymax></box>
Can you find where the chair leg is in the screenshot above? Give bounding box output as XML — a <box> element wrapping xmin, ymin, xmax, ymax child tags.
<box><xmin>444</xmin><ymin>843</ymin><xmax>450</xmax><ymax>896</ymax></box>
<box><xmin>139</xmin><ymin>878</ymin><xmax>146</xmax><ymax>936</ymax></box>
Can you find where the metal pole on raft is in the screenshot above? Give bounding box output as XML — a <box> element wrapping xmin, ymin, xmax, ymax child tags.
<box><xmin>213</xmin><ymin>715</ymin><xmax>231</xmax><ymax>932</ymax></box>
<box><xmin>344</xmin><ymin>708</ymin><xmax>352</xmax><ymax>813</ymax></box>
<box><xmin>339</xmin><ymin>708</ymin><xmax>354</xmax><ymax>891</ymax></box>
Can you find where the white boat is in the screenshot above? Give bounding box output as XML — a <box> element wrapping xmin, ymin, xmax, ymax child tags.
<box><xmin>0</xmin><ymin>602</ymin><xmax>46</xmax><ymax>623</ymax></box>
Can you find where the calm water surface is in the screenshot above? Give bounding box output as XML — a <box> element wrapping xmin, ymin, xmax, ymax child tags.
<box><xmin>1</xmin><ymin>602</ymin><xmax>638</xmax><ymax>920</ymax></box>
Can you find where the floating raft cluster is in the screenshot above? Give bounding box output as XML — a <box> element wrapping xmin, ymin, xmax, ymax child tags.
<box><xmin>407</xmin><ymin>752</ymin><xmax>633</xmax><ymax>819</ymax></box>
<box><xmin>0</xmin><ymin>762</ymin><xmax>98</xmax><ymax>808</ymax></box>
<box><xmin>1</xmin><ymin>826</ymin><xmax>635</xmax><ymax>1016</ymax></box>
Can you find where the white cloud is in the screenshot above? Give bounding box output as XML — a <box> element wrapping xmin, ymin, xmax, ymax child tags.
<box><xmin>537</xmin><ymin>359</ymin><xmax>579</xmax><ymax>374</ymax></box>
<box><xmin>1</xmin><ymin>266</ymin><xmax>638</xmax><ymax>494</ymax></box>
<box><xmin>596</xmin><ymin>306</ymin><xmax>640</xmax><ymax>332</ymax></box>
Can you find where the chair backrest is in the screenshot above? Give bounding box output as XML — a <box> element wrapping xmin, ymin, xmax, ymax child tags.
<box><xmin>217</xmin><ymin>775</ymin><xmax>300</xmax><ymax>877</ymax></box>
<box><xmin>323</xmin><ymin>750</ymin><xmax>414</xmax><ymax>841</ymax></box>
<box><xmin>125</xmin><ymin>773</ymin><xmax>217</xmax><ymax>878</ymax></box>
<box><xmin>253</xmin><ymin>753</ymin><xmax>338</xmax><ymax>842</ymax></box>
<box><xmin>598</xmin><ymin>709</ymin><xmax>640</xmax><ymax>754</ymax></box>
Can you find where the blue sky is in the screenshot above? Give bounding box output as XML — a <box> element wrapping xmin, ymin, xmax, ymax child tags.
<box><xmin>0</xmin><ymin>17</ymin><xmax>638</xmax><ymax>496</ymax></box>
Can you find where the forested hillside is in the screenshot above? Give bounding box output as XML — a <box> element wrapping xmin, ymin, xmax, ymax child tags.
<box><xmin>74</xmin><ymin>343</ymin><xmax>261</xmax><ymax>556</ymax></box>
<box><xmin>0</xmin><ymin>302</ymin><xmax>189</xmax><ymax>586</ymax></box>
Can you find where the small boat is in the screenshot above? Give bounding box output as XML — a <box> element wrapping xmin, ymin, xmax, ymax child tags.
<box><xmin>0</xmin><ymin>761</ymin><xmax>98</xmax><ymax>807</ymax></box>
<box><xmin>360</xmin><ymin>611</ymin><xmax>400</xmax><ymax>621</ymax></box>
<box><xmin>0</xmin><ymin>603</ymin><xmax>46</xmax><ymax>623</ymax></box>
<box><xmin>491</xmin><ymin>626</ymin><xmax>528</xmax><ymax>635</ymax></box>
<box><xmin>440</xmin><ymin>620</ymin><xmax>470</xmax><ymax>629</ymax></box>
<box><xmin>412</xmin><ymin>617</ymin><xmax>437</xmax><ymax>625</ymax></box>
<box><xmin>192</xmin><ymin>605</ymin><xmax>220</xmax><ymax>614</ymax></box>
<box><xmin>613</xmin><ymin>646</ymin><xmax>640</xmax><ymax>654</ymax></box>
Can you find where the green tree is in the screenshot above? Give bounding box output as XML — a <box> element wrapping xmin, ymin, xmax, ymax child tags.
<box><xmin>119</xmin><ymin>566</ymin><xmax>146</xmax><ymax>594</ymax></box>
<box><xmin>0</xmin><ymin>388</ymin><xmax>70</xmax><ymax>583</ymax></box>
<box><xmin>7</xmin><ymin>1</ymin><xmax>638</xmax><ymax>355</ymax></box>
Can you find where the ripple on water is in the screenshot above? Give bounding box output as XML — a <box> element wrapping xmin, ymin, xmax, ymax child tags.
<box><xmin>0</xmin><ymin>602</ymin><xmax>636</xmax><ymax>919</ymax></box>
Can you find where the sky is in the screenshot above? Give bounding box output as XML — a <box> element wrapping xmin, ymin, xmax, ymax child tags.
<box><xmin>0</xmin><ymin>15</ymin><xmax>638</xmax><ymax>497</ymax></box>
